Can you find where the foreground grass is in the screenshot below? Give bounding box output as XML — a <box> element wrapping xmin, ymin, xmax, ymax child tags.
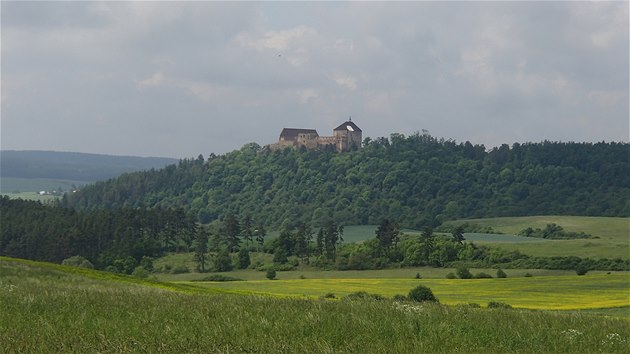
<box><xmin>2</xmin><ymin>258</ymin><xmax>629</xmax><ymax>353</ymax></box>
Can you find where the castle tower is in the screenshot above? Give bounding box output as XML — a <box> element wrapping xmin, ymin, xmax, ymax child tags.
<box><xmin>333</xmin><ymin>119</ymin><xmax>362</xmax><ymax>151</ymax></box>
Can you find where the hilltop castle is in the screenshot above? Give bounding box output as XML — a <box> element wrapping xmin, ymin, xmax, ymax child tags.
<box><xmin>270</xmin><ymin>119</ymin><xmax>362</xmax><ymax>152</ymax></box>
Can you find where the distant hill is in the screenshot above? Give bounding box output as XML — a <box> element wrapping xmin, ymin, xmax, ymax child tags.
<box><xmin>66</xmin><ymin>135</ymin><xmax>630</xmax><ymax>229</ymax></box>
<box><xmin>0</xmin><ymin>150</ymin><xmax>178</xmax><ymax>183</ymax></box>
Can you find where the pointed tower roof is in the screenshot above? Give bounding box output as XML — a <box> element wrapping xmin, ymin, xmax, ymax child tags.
<box><xmin>333</xmin><ymin>120</ymin><xmax>362</xmax><ymax>132</ymax></box>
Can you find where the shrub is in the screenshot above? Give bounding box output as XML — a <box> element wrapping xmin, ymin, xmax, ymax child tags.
<box><xmin>299</xmin><ymin>274</ymin><xmax>306</xmax><ymax>279</ymax></box>
<box><xmin>446</xmin><ymin>272</ymin><xmax>457</xmax><ymax>279</ymax></box>
<box><xmin>171</xmin><ymin>266</ymin><xmax>190</xmax><ymax>274</ymax></box>
<box><xmin>140</xmin><ymin>256</ymin><xmax>154</xmax><ymax>272</ymax></box>
<box><xmin>575</xmin><ymin>265</ymin><xmax>588</xmax><ymax>276</ymax></box>
<box><xmin>456</xmin><ymin>266</ymin><xmax>473</xmax><ymax>279</ymax></box>
<box><xmin>456</xmin><ymin>303</ymin><xmax>481</xmax><ymax>309</ymax></box>
<box><xmin>487</xmin><ymin>301</ymin><xmax>513</xmax><ymax>309</ymax></box>
<box><xmin>496</xmin><ymin>268</ymin><xmax>507</xmax><ymax>278</ymax></box>
<box><xmin>524</xmin><ymin>272</ymin><xmax>533</xmax><ymax>277</ymax></box>
<box><xmin>266</xmin><ymin>269</ymin><xmax>277</xmax><ymax>280</ymax></box>
<box><xmin>322</xmin><ymin>293</ymin><xmax>336</xmax><ymax>299</ymax></box>
<box><xmin>194</xmin><ymin>274</ymin><xmax>243</xmax><ymax>282</ymax></box>
<box><xmin>132</xmin><ymin>266</ymin><xmax>150</xmax><ymax>278</ymax></box>
<box><xmin>213</xmin><ymin>250</ymin><xmax>233</xmax><ymax>272</ymax></box>
<box><xmin>392</xmin><ymin>294</ymin><xmax>408</xmax><ymax>302</ymax></box>
<box><xmin>344</xmin><ymin>291</ymin><xmax>385</xmax><ymax>301</ymax></box>
<box><xmin>61</xmin><ymin>255</ymin><xmax>94</xmax><ymax>269</ymax></box>
<box><xmin>414</xmin><ymin>272</ymin><xmax>422</xmax><ymax>279</ymax></box>
<box><xmin>272</xmin><ymin>263</ymin><xmax>295</xmax><ymax>271</ymax></box>
<box><xmin>408</xmin><ymin>285</ymin><xmax>438</xmax><ymax>303</ymax></box>
<box><xmin>474</xmin><ymin>272</ymin><xmax>492</xmax><ymax>279</ymax></box>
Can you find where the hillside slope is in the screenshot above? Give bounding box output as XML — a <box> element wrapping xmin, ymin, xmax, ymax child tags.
<box><xmin>0</xmin><ymin>150</ymin><xmax>178</xmax><ymax>182</ymax></box>
<box><xmin>66</xmin><ymin>135</ymin><xmax>630</xmax><ymax>229</ymax></box>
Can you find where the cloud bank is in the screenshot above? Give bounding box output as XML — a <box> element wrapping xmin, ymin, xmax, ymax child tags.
<box><xmin>2</xmin><ymin>2</ymin><xmax>627</xmax><ymax>157</ymax></box>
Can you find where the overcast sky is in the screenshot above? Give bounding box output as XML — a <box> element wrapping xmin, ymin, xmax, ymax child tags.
<box><xmin>1</xmin><ymin>1</ymin><xmax>628</xmax><ymax>158</ymax></box>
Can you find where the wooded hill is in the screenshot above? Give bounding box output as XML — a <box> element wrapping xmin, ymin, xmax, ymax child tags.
<box><xmin>66</xmin><ymin>134</ymin><xmax>630</xmax><ymax>229</ymax></box>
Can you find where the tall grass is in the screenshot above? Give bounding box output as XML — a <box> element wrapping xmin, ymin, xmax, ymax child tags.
<box><xmin>1</xmin><ymin>258</ymin><xmax>629</xmax><ymax>353</ymax></box>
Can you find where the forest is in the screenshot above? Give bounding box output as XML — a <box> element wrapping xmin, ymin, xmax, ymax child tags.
<box><xmin>3</xmin><ymin>134</ymin><xmax>629</xmax><ymax>273</ymax></box>
<box><xmin>65</xmin><ymin>133</ymin><xmax>630</xmax><ymax>229</ymax></box>
<box><xmin>0</xmin><ymin>197</ymin><xmax>196</xmax><ymax>270</ymax></box>
<box><xmin>3</xmin><ymin>197</ymin><xmax>628</xmax><ymax>274</ymax></box>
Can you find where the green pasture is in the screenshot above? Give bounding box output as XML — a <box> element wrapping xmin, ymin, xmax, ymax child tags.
<box><xmin>2</xmin><ymin>257</ymin><xmax>629</xmax><ymax>353</ymax></box>
<box><xmin>446</xmin><ymin>216</ymin><xmax>629</xmax><ymax>242</ymax></box>
<box><xmin>189</xmin><ymin>274</ymin><xmax>630</xmax><ymax>310</ymax></box>
<box><xmin>445</xmin><ymin>216</ymin><xmax>630</xmax><ymax>259</ymax></box>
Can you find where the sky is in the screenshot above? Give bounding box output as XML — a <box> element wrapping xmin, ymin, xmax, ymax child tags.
<box><xmin>1</xmin><ymin>1</ymin><xmax>628</xmax><ymax>158</ymax></box>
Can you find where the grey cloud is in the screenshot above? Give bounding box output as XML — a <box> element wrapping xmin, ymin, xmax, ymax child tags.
<box><xmin>1</xmin><ymin>2</ymin><xmax>627</xmax><ymax>158</ymax></box>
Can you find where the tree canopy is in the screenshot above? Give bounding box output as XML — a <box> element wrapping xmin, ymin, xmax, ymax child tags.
<box><xmin>66</xmin><ymin>135</ymin><xmax>629</xmax><ymax>229</ymax></box>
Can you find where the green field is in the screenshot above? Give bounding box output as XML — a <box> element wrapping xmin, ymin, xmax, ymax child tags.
<box><xmin>2</xmin><ymin>257</ymin><xmax>629</xmax><ymax>353</ymax></box>
<box><xmin>303</xmin><ymin>216</ymin><xmax>630</xmax><ymax>259</ymax></box>
<box><xmin>189</xmin><ymin>274</ymin><xmax>630</xmax><ymax>310</ymax></box>
<box><xmin>443</xmin><ymin>216</ymin><xmax>630</xmax><ymax>259</ymax></box>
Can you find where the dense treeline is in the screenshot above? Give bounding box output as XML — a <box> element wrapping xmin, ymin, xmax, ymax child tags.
<box><xmin>2</xmin><ymin>197</ymin><xmax>627</xmax><ymax>272</ymax></box>
<box><xmin>66</xmin><ymin>134</ymin><xmax>630</xmax><ymax>229</ymax></box>
<box><xmin>257</xmin><ymin>221</ymin><xmax>629</xmax><ymax>272</ymax></box>
<box><xmin>0</xmin><ymin>197</ymin><xmax>195</xmax><ymax>269</ymax></box>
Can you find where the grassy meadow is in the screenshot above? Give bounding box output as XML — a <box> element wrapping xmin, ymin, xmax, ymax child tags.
<box><xmin>279</xmin><ymin>216</ymin><xmax>629</xmax><ymax>259</ymax></box>
<box><xmin>2</xmin><ymin>257</ymin><xmax>629</xmax><ymax>353</ymax></box>
<box><xmin>189</xmin><ymin>274</ymin><xmax>630</xmax><ymax>310</ymax></box>
<box><xmin>442</xmin><ymin>216</ymin><xmax>630</xmax><ymax>259</ymax></box>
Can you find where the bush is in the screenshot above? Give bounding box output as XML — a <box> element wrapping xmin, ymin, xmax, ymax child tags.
<box><xmin>408</xmin><ymin>285</ymin><xmax>438</xmax><ymax>303</ymax></box>
<box><xmin>575</xmin><ymin>265</ymin><xmax>588</xmax><ymax>276</ymax></box>
<box><xmin>446</xmin><ymin>272</ymin><xmax>457</xmax><ymax>279</ymax></box>
<box><xmin>456</xmin><ymin>266</ymin><xmax>473</xmax><ymax>279</ymax></box>
<box><xmin>140</xmin><ymin>256</ymin><xmax>154</xmax><ymax>272</ymax></box>
<box><xmin>194</xmin><ymin>274</ymin><xmax>243</xmax><ymax>282</ymax></box>
<box><xmin>132</xmin><ymin>266</ymin><xmax>150</xmax><ymax>278</ymax></box>
<box><xmin>344</xmin><ymin>291</ymin><xmax>385</xmax><ymax>301</ymax></box>
<box><xmin>266</xmin><ymin>269</ymin><xmax>277</xmax><ymax>280</ymax></box>
<box><xmin>524</xmin><ymin>272</ymin><xmax>533</xmax><ymax>277</ymax></box>
<box><xmin>392</xmin><ymin>294</ymin><xmax>408</xmax><ymax>302</ymax></box>
<box><xmin>171</xmin><ymin>266</ymin><xmax>190</xmax><ymax>274</ymax></box>
<box><xmin>456</xmin><ymin>303</ymin><xmax>481</xmax><ymax>309</ymax></box>
<box><xmin>322</xmin><ymin>293</ymin><xmax>336</xmax><ymax>299</ymax></box>
<box><xmin>474</xmin><ymin>272</ymin><xmax>492</xmax><ymax>279</ymax></box>
<box><xmin>487</xmin><ymin>301</ymin><xmax>512</xmax><ymax>309</ymax></box>
<box><xmin>414</xmin><ymin>272</ymin><xmax>422</xmax><ymax>279</ymax></box>
<box><xmin>496</xmin><ymin>268</ymin><xmax>507</xmax><ymax>278</ymax></box>
<box><xmin>213</xmin><ymin>250</ymin><xmax>233</xmax><ymax>272</ymax></box>
<box><xmin>299</xmin><ymin>274</ymin><xmax>306</xmax><ymax>279</ymax></box>
<box><xmin>61</xmin><ymin>255</ymin><xmax>94</xmax><ymax>269</ymax></box>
